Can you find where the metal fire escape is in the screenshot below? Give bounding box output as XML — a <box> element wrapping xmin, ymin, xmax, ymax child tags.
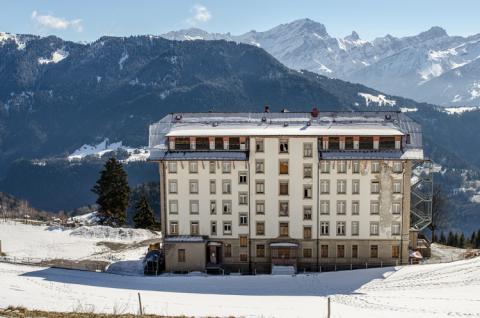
<box><xmin>410</xmin><ymin>160</ymin><xmax>433</xmax><ymax>230</ymax></box>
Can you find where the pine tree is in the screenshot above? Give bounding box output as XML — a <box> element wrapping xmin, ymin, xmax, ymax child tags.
<box><xmin>470</xmin><ymin>232</ymin><xmax>476</xmax><ymax>247</ymax></box>
<box><xmin>92</xmin><ymin>158</ymin><xmax>130</xmax><ymax>227</ymax></box>
<box><xmin>447</xmin><ymin>231</ymin><xmax>454</xmax><ymax>246</ymax></box>
<box><xmin>439</xmin><ymin>231</ymin><xmax>446</xmax><ymax>244</ymax></box>
<box><xmin>133</xmin><ymin>193</ymin><xmax>155</xmax><ymax>229</ymax></box>
<box><xmin>476</xmin><ymin>230</ymin><xmax>480</xmax><ymax>248</ymax></box>
<box><xmin>459</xmin><ymin>233</ymin><xmax>465</xmax><ymax>248</ymax></box>
<box><xmin>453</xmin><ymin>233</ymin><xmax>459</xmax><ymax>247</ymax></box>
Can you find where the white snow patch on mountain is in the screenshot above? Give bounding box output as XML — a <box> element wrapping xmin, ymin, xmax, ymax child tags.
<box><xmin>184</xmin><ymin>35</ymin><xmax>204</xmax><ymax>40</ymax></box>
<box><xmin>67</xmin><ymin>138</ymin><xmax>149</xmax><ymax>162</ymax></box>
<box><xmin>0</xmin><ymin>32</ymin><xmax>27</xmax><ymax>50</ymax></box>
<box><xmin>358</xmin><ymin>93</ymin><xmax>396</xmax><ymax>107</ymax></box>
<box><xmin>400</xmin><ymin>107</ymin><xmax>418</xmax><ymax>112</ymax></box>
<box><xmin>118</xmin><ymin>50</ymin><xmax>129</xmax><ymax>70</ymax></box>
<box><xmin>38</xmin><ymin>49</ymin><xmax>69</xmax><ymax>64</ymax></box>
<box><xmin>442</xmin><ymin>106</ymin><xmax>479</xmax><ymax>115</ymax></box>
<box><xmin>469</xmin><ymin>81</ymin><xmax>480</xmax><ymax>100</ymax></box>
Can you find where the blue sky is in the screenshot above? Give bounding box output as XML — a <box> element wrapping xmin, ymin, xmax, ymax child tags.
<box><xmin>1</xmin><ymin>0</ymin><xmax>479</xmax><ymax>41</ymax></box>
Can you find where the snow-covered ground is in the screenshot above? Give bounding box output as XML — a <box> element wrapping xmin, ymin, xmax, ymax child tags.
<box><xmin>67</xmin><ymin>138</ymin><xmax>149</xmax><ymax>162</ymax></box>
<box><xmin>1</xmin><ymin>257</ymin><xmax>480</xmax><ymax>317</ymax></box>
<box><xmin>0</xmin><ymin>221</ymin><xmax>160</xmax><ymax>273</ymax></box>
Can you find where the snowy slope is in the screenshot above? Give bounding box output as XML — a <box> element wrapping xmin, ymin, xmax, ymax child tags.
<box><xmin>161</xmin><ymin>20</ymin><xmax>480</xmax><ymax>106</ymax></box>
<box><xmin>1</xmin><ymin>257</ymin><xmax>480</xmax><ymax>317</ymax></box>
<box><xmin>67</xmin><ymin>138</ymin><xmax>149</xmax><ymax>162</ymax></box>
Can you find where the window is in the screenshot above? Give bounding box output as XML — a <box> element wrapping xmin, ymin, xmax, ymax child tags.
<box><xmin>352</xmin><ymin>201</ymin><xmax>360</xmax><ymax>215</ymax></box>
<box><xmin>304</xmin><ymin>185</ymin><xmax>312</xmax><ymax>199</ymax></box>
<box><xmin>279</xmin><ymin>181</ymin><xmax>289</xmax><ymax>195</ymax></box>
<box><xmin>256</xmin><ymin>201</ymin><xmax>265</xmax><ymax>215</ymax></box>
<box><xmin>336</xmin><ymin>222</ymin><xmax>346</xmax><ymax>236</ymax></box>
<box><xmin>279</xmin><ymin>222</ymin><xmax>289</xmax><ymax>237</ymax></box>
<box><xmin>240</xmin><ymin>235</ymin><xmax>248</xmax><ymax>247</ymax></box>
<box><xmin>222</xmin><ymin>161</ymin><xmax>231</xmax><ymax>173</ymax></box>
<box><xmin>393</xmin><ymin>181</ymin><xmax>402</xmax><ymax>194</ymax></box>
<box><xmin>370</xmin><ymin>201</ymin><xmax>380</xmax><ymax>215</ymax></box>
<box><xmin>222</xmin><ymin>200</ymin><xmax>232</xmax><ymax>214</ymax></box>
<box><xmin>320</xmin><ymin>200</ymin><xmax>330</xmax><ymax>215</ymax></box>
<box><xmin>371</xmin><ymin>161</ymin><xmax>380</xmax><ymax>173</ymax></box>
<box><xmin>209</xmin><ymin>161</ymin><xmax>216</xmax><ymax>173</ymax></box>
<box><xmin>379</xmin><ymin>136</ymin><xmax>395</xmax><ymax>150</ymax></box>
<box><xmin>329</xmin><ymin>137</ymin><xmax>340</xmax><ymax>150</ymax></box>
<box><xmin>209</xmin><ymin>180</ymin><xmax>216</xmax><ymax>194</ymax></box>
<box><xmin>351</xmin><ymin>221</ymin><xmax>359</xmax><ymax>236</ymax></box>
<box><xmin>320</xmin><ymin>161</ymin><xmax>330</xmax><ymax>173</ymax></box>
<box><xmin>189</xmin><ymin>161</ymin><xmax>198</xmax><ymax>173</ymax></box>
<box><xmin>303</xmin><ymin>164</ymin><xmax>313</xmax><ymax>178</ymax></box>
<box><xmin>279</xmin><ymin>139</ymin><xmax>289</xmax><ymax>153</ymax></box>
<box><xmin>224</xmin><ymin>244</ymin><xmax>232</xmax><ymax>257</ymax></box>
<box><xmin>352</xmin><ymin>180</ymin><xmax>360</xmax><ymax>194</ymax></box>
<box><xmin>393</xmin><ymin>162</ymin><xmax>403</xmax><ymax>173</ymax></box>
<box><xmin>240</xmin><ymin>253</ymin><xmax>248</xmax><ymax>262</ymax></box>
<box><xmin>223</xmin><ymin>222</ymin><xmax>232</xmax><ymax>235</ymax></box>
<box><xmin>279</xmin><ymin>160</ymin><xmax>289</xmax><ymax>174</ymax></box>
<box><xmin>345</xmin><ymin>137</ymin><xmax>354</xmax><ymax>150</ymax></box>
<box><xmin>239</xmin><ymin>172</ymin><xmax>248</xmax><ymax>184</ymax></box>
<box><xmin>178</xmin><ymin>249</ymin><xmax>186</xmax><ymax>262</ymax></box>
<box><xmin>196</xmin><ymin>137</ymin><xmax>209</xmax><ymax>150</ymax></box>
<box><xmin>175</xmin><ymin>137</ymin><xmax>190</xmax><ymax>150</ymax></box>
<box><xmin>168</xmin><ymin>180</ymin><xmax>177</xmax><ymax>194</ymax></box>
<box><xmin>239</xmin><ymin>192</ymin><xmax>248</xmax><ymax>205</ymax></box>
<box><xmin>190</xmin><ymin>221</ymin><xmax>199</xmax><ymax>235</ymax></box>
<box><xmin>359</xmin><ymin>136</ymin><xmax>373</xmax><ymax>149</ymax></box>
<box><xmin>303</xmin><ymin>248</ymin><xmax>313</xmax><ymax>258</ymax></box>
<box><xmin>337</xmin><ymin>245</ymin><xmax>345</xmax><ymax>258</ymax></box>
<box><xmin>210</xmin><ymin>200</ymin><xmax>217</xmax><ymax>215</ymax></box>
<box><xmin>256</xmin><ymin>180</ymin><xmax>265</xmax><ymax>194</ymax></box>
<box><xmin>256</xmin><ymin>244</ymin><xmax>265</xmax><ymax>257</ymax></box>
<box><xmin>222</xmin><ymin>180</ymin><xmax>231</xmax><ymax>194</ymax></box>
<box><xmin>303</xmin><ymin>143</ymin><xmax>313</xmax><ymax>157</ymax></box>
<box><xmin>168</xmin><ymin>162</ymin><xmax>177</xmax><ymax>173</ymax></box>
<box><xmin>371</xmin><ymin>181</ymin><xmax>380</xmax><ymax>194</ymax></box>
<box><xmin>320</xmin><ymin>221</ymin><xmax>329</xmax><ymax>236</ymax></box>
<box><xmin>320</xmin><ymin>180</ymin><xmax>330</xmax><ymax>194</ymax></box>
<box><xmin>392</xmin><ymin>202</ymin><xmax>401</xmax><ymax>214</ymax></box>
<box><xmin>303</xmin><ymin>206</ymin><xmax>312</xmax><ymax>220</ymax></box>
<box><xmin>211</xmin><ymin>221</ymin><xmax>217</xmax><ymax>235</ymax></box>
<box><xmin>190</xmin><ymin>200</ymin><xmax>199</xmax><ymax>214</ymax></box>
<box><xmin>279</xmin><ymin>201</ymin><xmax>289</xmax><ymax>216</ymax></box>
<box><xmin>255</xmin><ymin>160</ymin><xmax>265</xmax><ymax>173</ymax></box>
<box><xmin>229</xmin><ymin>137</ymin><xmax>240</xmax><ymax>150</ymax></box>
<box><xmin>303</xmin><ymin>226</ymin><xmax>312</xmax><ymax>239</ymax></box>
<box><xmin>256</xmin><ymin>139</ymin><xmax>264</xmax><ymax>152</ymax></box>
<box><xmin>214</xmin><ymin>137</ymin><xmax>223</xmax><ymax>150</ymax></box>
<box><xmin>336</xmin><ymin>200</ymin><xmax>346</xmax><ymax>215</ymax></box>
<box><xmin>338</xmin><ymin>160</ymin><xmax>347</xmax><ymax>173</ymax></box>
<box><xmin>169</xmin><ymin>221</ymin><xmax>178</xmax><ymax>235</ymax></box>
<box><xmin>239</xmin><ymin>213</ymin><xmax>248</xmax><ymax>226</ymax></box>
<box><xmin>392</xmin><ymin>245</ymin><xmax>400</xmax><ymax>259</ymax></box>
<box><xmin>321</xmin><ymin>245</ymin><xmax>329</xmax><ymax>258</ymax></box>
<box><xmin>370</xmin><ymin>245</ymin><xmax>379</xmax><ymax>258</ymax></box>
<box><xmin>352</xmin><ymin>161</ymin><xmax>360</xmax><ymax>173</ymax></box>
<box><xmin>352</xmin><ymin>245</ymin><xmax>358</xmax><ymax>258</ymax></box>
<box><xmin>337</xmin><ymin>180</ymin><xmax>346</xmax><ymax>194</ymax></box>
<box><xmin>256</xmin><ymin>222</ymin><xmax>265</xmax><ymax>235</ymax></box>
<box><xmin>392</xmin><ymin>223</ymin><xmax>401</xmax><ymax>235</ymax></box>
<box><xmin>169</xmin><ymin>200</ymin><xmax>178</xmax><ymax>214</ymax></box>
<box><xmin>189</xmin><ymin>180</ymin><xmax>199</xmax><ymax>194</ymax></box>
<box><xmin>370</xmin><ymin>222</ymin><xmax>379</xmax><ymax>236</ymax></box>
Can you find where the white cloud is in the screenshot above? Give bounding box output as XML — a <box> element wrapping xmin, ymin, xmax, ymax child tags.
<box><xmin>31</xmin><ymin>11</ymin><xmax>83</xmax><ymax>32</ymax></box>
<box><xmin>186</xmin><ymin>5</ymin><xmax>211</xmax><ymax>25</ymax></box>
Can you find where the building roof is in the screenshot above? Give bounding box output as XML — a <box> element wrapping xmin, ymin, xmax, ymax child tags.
<box><xmin>149</xmin><ymin>149</ymin><xmax>247</xmax><ymax>161</ymax></box>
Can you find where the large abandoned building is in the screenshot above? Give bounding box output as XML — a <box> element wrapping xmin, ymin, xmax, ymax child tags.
<box><xmin>148</xmin><ymin>110</ymin><xmax>430</xmax><ymax>273</ymax></box>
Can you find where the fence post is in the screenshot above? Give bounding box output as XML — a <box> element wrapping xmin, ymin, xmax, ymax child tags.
<box><xmin>138</xmin><ymin>292</ymin><xmax>143</xmax><ymax>315</ymax></box>
<box><xmin>327</xmin><ymin>296</ymin><xmax>331</xmax><ymax>318</ymax></box>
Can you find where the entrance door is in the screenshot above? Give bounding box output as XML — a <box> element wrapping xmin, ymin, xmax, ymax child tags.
<box><xmin>208</xmin><ymin>245</ymin><xmax>220</xmax><ymax>265</ymax></box>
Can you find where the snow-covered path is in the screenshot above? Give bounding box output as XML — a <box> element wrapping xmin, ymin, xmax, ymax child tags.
<box><xmin>1</xmin><ymin>257</ymin><xmax>480</xmax><ymax>317</ymax></box>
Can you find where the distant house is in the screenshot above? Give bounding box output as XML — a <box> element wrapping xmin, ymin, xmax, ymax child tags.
<box><xmin>148</xmin><ymin>109</ymin><xmax>429</xmax><ymax>273</ymax></box>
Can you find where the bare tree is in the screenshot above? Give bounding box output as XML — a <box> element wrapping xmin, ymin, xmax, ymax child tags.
<box><xmin>429</xmin><ymin>184</ymin><xmax>449</xmax><ymax>242</ymax></box>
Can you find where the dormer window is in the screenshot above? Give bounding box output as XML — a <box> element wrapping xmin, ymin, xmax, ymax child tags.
<box><xmin>279</xmin><ymin>139</ymin><xmax>289</xmax><ymax>153</ymax></box>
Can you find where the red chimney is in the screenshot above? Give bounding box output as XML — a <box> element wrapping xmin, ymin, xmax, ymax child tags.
<box><xmin>264</xmin><ymin>105</ymin><xmax>270</xmax><ymax>113</ymax></box>
<box><xmin>311</xmin><ymin>107</ymin><xmax>319</xmax><ymax>118</ymax></box>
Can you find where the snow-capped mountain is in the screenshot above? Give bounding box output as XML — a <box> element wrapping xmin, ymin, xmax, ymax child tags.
<box><xmin>161</xmin><ymin>19</ymin><xmax>480</xmax><ymax>106</ymax></box>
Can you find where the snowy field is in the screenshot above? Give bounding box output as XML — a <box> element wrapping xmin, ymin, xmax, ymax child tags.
<box><xmin>1</xmin><ymin>257</ymin><xmax>480</xmax><ymax>317</ymax></box>
<box><xmin>0</xmin><ymin>221</ymin><xmax>160</xmax><ymax>274</ymax></box>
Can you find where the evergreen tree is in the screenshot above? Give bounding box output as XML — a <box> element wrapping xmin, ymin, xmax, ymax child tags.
<box><xmin>92</xmin><ymin>158</ymin><xmax>130</xmax><ymax>227</ymax></box>
<box><xmin>476</xmin><ymin>230</ymin><xmax>480</xmax><ymax>248</ymax></box>
<box><xmin>447</xmin><ymin>231</ymin><xmax>454</xmax><ymax>246</ymax></box>
<box><xmin>439</xmin><ymin>231</ymin><xmax>446</xmax><ymax>244</ymax></box>
<box><xmin>453</xmin><ymin>233</ymin><xmax>459</xmax><ymax>247</ymax></box>
<box><xmin>470</xmin><ymin>231</ymin><xmax>476</xmax><ymax>247</ymax></box>
<box><xmin>133</xmin><ymin>193</ymin><xmax>155</xmax><ymax>229</ymax></box>
<box><xmin>459</xmin><ymin>233</ymin><xmax>465</xmax><ymax>248</ymax></box>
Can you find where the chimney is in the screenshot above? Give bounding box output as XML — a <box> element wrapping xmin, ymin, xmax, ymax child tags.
<box><xmin>311</xmin><ymin>107</ymin><xmax>319</xmax><ymax>118</ymax></box>
<box><xmin>264</xmin><ymin>105</ymin><xmax>270</xmax><ymax>113</ymax></box>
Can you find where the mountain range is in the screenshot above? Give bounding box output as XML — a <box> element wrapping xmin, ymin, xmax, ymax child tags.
<box><xmin>0</xmin><ymin>30</ymin><xmax>480</xmax><ymax>232</ymax></box>
<box><xmin>162</xmin><ymin>19</ymin><xmax>480</xmax><ymax>107</ymax></box>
